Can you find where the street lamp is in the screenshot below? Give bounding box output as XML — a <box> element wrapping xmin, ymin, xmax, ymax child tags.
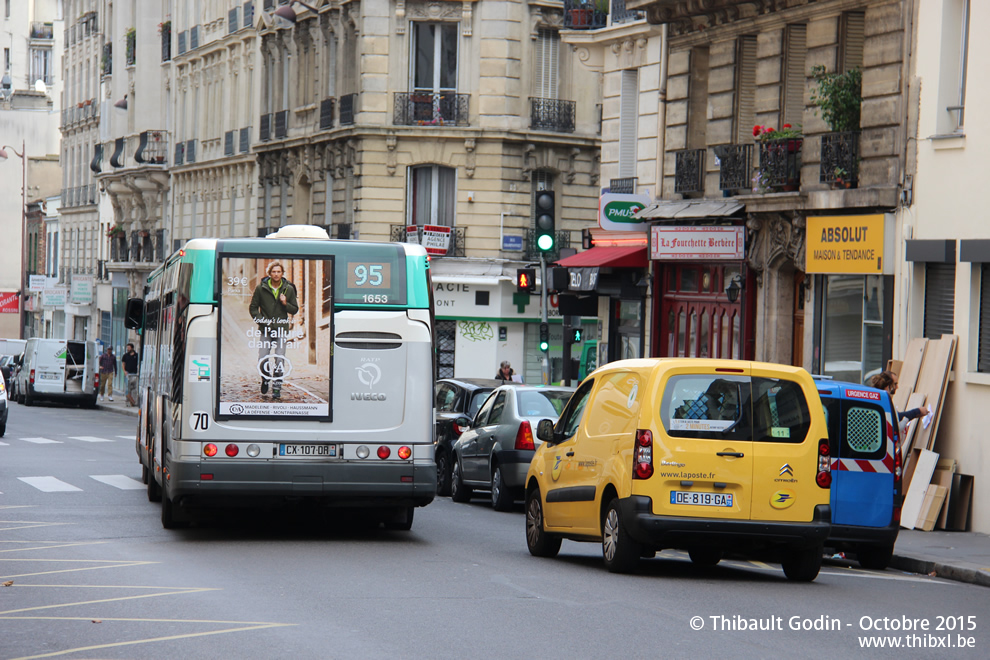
<box><xmin>724</xmin><ymin>272</ymin><xmax>745</xmax><ymax>359</ymax></box>
<box><xmin>0</xmin><ymin>140</ymin><xmax>27</xmax><ymax>339</ymax></box>
<box><xmin>273</xmin><ymin>1</ymin><xmax>319</xmax><ymax>24</ymax></box>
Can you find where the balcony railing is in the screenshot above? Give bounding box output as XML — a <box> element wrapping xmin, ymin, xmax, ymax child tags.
<box><xmin>390</xmin><ymin>225</ymin><xmax>467</xmax><ymax>257</ymax></box>
<box><xmin>101</xmin><ymin>43</ymin><xmax>112</xmax><ymax>76</ymax></box>
<box><xmin>563</xmin><ymin>0</ymin><xmax>609</xmax><ymax>30</ymax></box>
<box><xmin>260</xmin><ymin>112</ymin><xmax>272</xmax><ymax>141</ymax></box>
<box><xmin>393</xmin><ymin>92</ymin><xmax>470</xmax><ymax>127</ymax></box>
<box><xmin>530</xmin><ymin>98</ymin><xmax>576</xmax><ymax>133</ymax></box>
<box><xmin>674</xmin><ymin>148</ymin><xmax>706</xmax><ymax>195</ymax></box>
<box><xmin>90</xmin><ymin>143</ymin><xmax>103</xmax><ymax>173</ymax></box>
<box><xmin>161</xmin><ymin>23</ymin><xmax>171</xmax><ymax>61</ymax></box>
<box><xmin>110</xmin><ymin>235</ymin><xmax>129</xmax><ymax>262</ymax></box>
<box><xmin>820</xmin><ymin>131</ymin><xmax>860</xmax><ymax>188</ymax></box>
<box><xmin>135</xmin><ymin>130</ymin><xmax>169</xmax><ymax>165</ymax></box>
<box><xmin>339</xmin><ymin>94</ymin><xmax>356</xmax><ymax>125</ymax></box>
<box><xmin>320</xmin><ymin>97</ymin><xmax>335</xmax><ymax>130</ymax></box>
<box><xmin>31</xmin><ymin>22</ymin><xmax>55</xmax><ymax>40</ymax></box>
<box><xmin>610</xmin><ymin>0</ymin><xmax>644</xmax><ymax>23</ymax></box>
<box><xmin>715</xmin><ymin>144</ymin><xmax>753</xmax><ymax>192</ymax></box>
<box><xmin>274</xmin><ymin>110</ymin><xmax>288</xmax><ymax>139</ymax></box>
<box><xmin>110</xmin><ymin>137</ymin><xmax>126</xmax><ymax>168</ymax></box>
<box><xmin>609</xmin><ymin>177</ymin><xmax>637</xmax><ymax>194</ymax></box>
<box><xmin>125</xmin><ymin>28</ymin><xmax>136</xmax><ymax>65</ymax></box>
<box><xmin>757</xmin><ymin>138</ymin><xmax>802</xmax><ymax>191</ymax></box>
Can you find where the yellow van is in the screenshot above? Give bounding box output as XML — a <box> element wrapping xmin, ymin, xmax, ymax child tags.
<box><xmin>525</xmin><ymin>358</ymin><xmax>832</xmax><ymax>581</ymax></box>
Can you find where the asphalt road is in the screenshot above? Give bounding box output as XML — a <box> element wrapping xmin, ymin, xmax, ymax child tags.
<box><xmin>2</xmin><ymin>401</ymin><xmax>989</xmax><ymax>659</ymax></box>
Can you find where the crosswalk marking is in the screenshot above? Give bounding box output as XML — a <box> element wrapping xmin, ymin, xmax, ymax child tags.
<box><xmin>22</xmin><ymin>437</ymin><xmax>62</xmax><ymax>444</ymax></box>
<box><xmin>71</xmin><ymin>436</ymin><xmax>113</xmax><ymax>443</ymax></box>
<box><xmin>116</xmin><ymin>435</ymin><xmax>134</xmax><ymax>439</ymax></box>
<box><xmin>0</xmin><ymin>441</ymin><xmax>8</xmax><ymax>446</ymax></box>
<box><xmin>90</xmin><ymin>475</ymin><xmax>144</xmax><ymax>490</ymax></box>
<box><xmin>18</xmin><ymin>477</ymin><xmax>82</xmax><ymax>492</ymax></box>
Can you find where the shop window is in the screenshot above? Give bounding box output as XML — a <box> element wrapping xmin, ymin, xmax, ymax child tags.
<box><xmin>821</xmin><ymin>274</ymin><xmax>884</xmax><ymax>384</ymax></box>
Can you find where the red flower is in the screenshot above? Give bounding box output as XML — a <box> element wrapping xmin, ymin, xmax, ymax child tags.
<box><xmin>766</xmin><ymin>127</ymin><xmax>775</xmax><ymax>133</ymax></box>
<box><xmin>752</xmin><ymin>125</ymin><xmax>762</xmax><ymax>137</ymax></box>
<box><xmin>782</xmin><ymin>123</ymin><xmax>792</xmax><ymax>129</ymax></box>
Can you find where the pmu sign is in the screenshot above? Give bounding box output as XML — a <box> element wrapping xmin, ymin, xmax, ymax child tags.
<box><xmin>806</xmin><ymin>214</ymin><xmax>893</xmax><ymax>275</ymax></box>
<box><xmin>599</xmin><ymin>193</ymin><xmax>651</xmax><ymax>232</ymax></box>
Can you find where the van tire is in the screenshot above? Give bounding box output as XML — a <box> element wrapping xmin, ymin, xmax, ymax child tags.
<box><xmin>602</xmin><ymin>498</ymin><xmax>641</xmax><ymax>574</ymax></box>
<box><xmin>23</xmin><ymin>391</ymin><xmax>33</xmax><ymax>406</ymax></box>
<box><xmin>147</xmin><ymin>471</ymin><xmax>162</xmax><ymax>502</ymax></box>
<box><xmin>525</xmin><ymin>487</ymin><xmax>561</xmax><ymax>558</ymax></box>
<box><xmin>782</xmin><ymin>544</ymin><xmax>824</xmax><ymax>582</ymax></box>
<box><xmin>689</xmin><ymin>548</ymin><xmax>723</xmax><ymax>566</ymax></box>
<box><xmin>856</xmin><ymin>544</ymin><xmax>894</xmax><ymax>570</ymax></box>
<box><xmin>450</xmin><ymin>459</ymin><xmax>472</xmax><ymax>503</ymax></box>
<box><xmin>491</xmin><ymin>465</ymin><xmax>513</xmax><ymax>511</ymax></box>
<box><xmin>384</xmin><ymin>506</ymin><xmax>414</xmax><ymax>531</ymax></box>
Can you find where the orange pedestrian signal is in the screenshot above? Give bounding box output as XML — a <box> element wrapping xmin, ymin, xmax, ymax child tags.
<box><xmin>516</xmin><ymin>268</ymin><xmax>536</xmax><ymax>293</ymax></box>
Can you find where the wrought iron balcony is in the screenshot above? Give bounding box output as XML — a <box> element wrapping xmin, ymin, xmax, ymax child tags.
<box><xmin>611</xmin><ymin>0</ymin><xmax>644</xmax><ymax>23</ymax></box>
<box><xmin>320</xmin><ymin>97</ymin><xmax>335</xmax><ymax>130</ymax></box>
<box><xmin>31</xmin><ymin>22</ymin><xmax>54</xmax><ymax>40</ymax></box>
<box><xmin>135</xmin><ymin>130</ymin><xmax>168</xmax><ymax>165</ymax></box>
<box><xmin>125</xmin><ymin>28</ymin><xmax>136</xmax><ymax>65</ymax></box>
<box><xmin>101</xmin><ymin>42</ymin><xmax>112</xmax><ymax>76</ymax></box>
<box><xmin>110</xmin><ymin>235</ymin><xmax>129</xmax><ymax>262</ymax></box>
<box><xmin>339</xmin><ymin>94</ymin><xmax>356</xmax><ymax>125</ymax></box>
<box><xmin>90</xmin><ymin>143</ymin><xmax>103</xmax><ymax>173</ymax></box>
<box><xmin>715</xmin><ymin>144</ymin><xmax>753</xmax><ymax>192</ymax></box>
<box><xmin>161</xmin><ymin>23</ymin><xmax>171</xmax><ymax>61</ymax></box>
<box><xmin>393</xmin><ymin>92</ymin><xmax>470</xmax><ymax>127</ymax></box>
<box><xmin>563</xmin><ymin>0</ymin><xmax>609</xmax><ymax>30</ymax></box>
<box><xmin>389</xmin><ymin>225</ymin><xmax>467</xmax><ymax>257</ymax></box>
<box><xmin>820</xmin><ymin>131</ymin><xmax>860</xmax><ymax>188</ymax></box>
<box><xmin>110</xmin><ymin>137</ymin><xmax>126</xmax><ymax>168</ymax></box>
<box><xmin>260</xmin><ymin>112</ymin><xmax>272</xmax><ymax>141</ymax></box>
<box><xmin>610</xmin><ymin>177</ymin><xmax>637</xmax><ymax>194</ymax></box>
<box><xmin>530</xmin><ymin>98</ymin><xmax>576</xmax><ymax>133</ymax></box>
<box><xmin>674</xmin><ymin>148</ymin><xmax>706</xmax><ymax>195</ymax></box>
<box><xmin>757</xmin><ymin>137</ymin><xmax>802</xmax><ymax>191</ymax></box>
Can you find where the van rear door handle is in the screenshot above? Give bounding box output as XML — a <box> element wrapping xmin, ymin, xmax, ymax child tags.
<box><xmin>716</xmin><ymin>451</ymin><xmax>744</xmax><ymax>457</ymax></box>
<box><xmin>566</xmin><ymin>451</ymin><xmax>575</xmax><ymax>457</ymax></box>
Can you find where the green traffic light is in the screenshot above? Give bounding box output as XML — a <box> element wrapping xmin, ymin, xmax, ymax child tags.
<box><xmin>537</xmin><ymin>233</ymin><xmax>555</xmax><ymax>251</ymax></box>
<box><xmin>539</xmin><ymin>341</ymin><xmax>549</xmax><ymax>352</ymax></box>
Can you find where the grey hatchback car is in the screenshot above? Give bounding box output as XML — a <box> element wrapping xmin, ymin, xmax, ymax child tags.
<box><xmin>450</xmin><ymin>384</ymin><xmax>574</xmax><ymax>511</ymax></box>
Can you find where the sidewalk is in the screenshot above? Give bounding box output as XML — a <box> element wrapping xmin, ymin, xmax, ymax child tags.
<box><xmin>91</xmin><ymin>399</ymin><xmax>990</xmax><ymax>587</ymax></box>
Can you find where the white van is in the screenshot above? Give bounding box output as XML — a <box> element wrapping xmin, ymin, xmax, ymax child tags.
<box><xmin>16</xmin><ymin>339</ymin><xmax>99</xmax><ymax>407</ymax></box>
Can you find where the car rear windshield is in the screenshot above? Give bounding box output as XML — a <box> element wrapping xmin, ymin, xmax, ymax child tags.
<box><xmin>517</xmin><ymin>390</ymin><xmax>571</xmax><ymax>418</ymax></box>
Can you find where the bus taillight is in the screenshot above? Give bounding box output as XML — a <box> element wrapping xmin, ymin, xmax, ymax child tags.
<box><xmin>377</xmin><ymin>446</ymin><xmax>391</xmax><ymax>459</ymax></box>
<box><xmin>204</xmin><ymin>443</ymin><xmax>218</xmax><ymax>457</ymax></box>
<box><xmin>398</xmin><ymin>446</ymin><xmax>411</xmax><ymax>459</ymax></box>
<box><xmin>225</xmin><ymin>444</ymin><xmax>239</xmax><ymax>457</ymax></box>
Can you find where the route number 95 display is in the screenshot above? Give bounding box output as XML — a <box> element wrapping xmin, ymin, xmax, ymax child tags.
<box><xmin>348</xmin><ymin>263</ymin><xmax>391</xmax><ymax>289</ymax></box>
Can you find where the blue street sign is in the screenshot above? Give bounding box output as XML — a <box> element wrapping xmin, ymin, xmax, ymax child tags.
<box><xmin>502</xmin><ymin>235</ymin><xmax>523</xmax><ymax>251</ymax></box>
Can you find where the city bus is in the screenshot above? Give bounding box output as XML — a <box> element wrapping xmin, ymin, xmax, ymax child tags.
<box><xmin>125</xmin><ymin>225</ymin><xmax>436</xmax><ymax>529</ymax></box>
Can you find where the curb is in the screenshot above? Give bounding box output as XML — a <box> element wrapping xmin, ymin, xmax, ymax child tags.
<box><xmin>97</xmin><ymin>404</ymin><xmax>140</xmax><ymax>418</ymax></box>
<box><xmin>890</xmin><ymin>554</ymin><xmax>990</xmax><ymax>588</ymax></box>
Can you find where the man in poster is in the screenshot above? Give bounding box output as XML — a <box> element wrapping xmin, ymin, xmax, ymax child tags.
<box><xmin>248</xmin><ymin>262</ymin><xmax>298</xmax><ymax>399</ymax></box>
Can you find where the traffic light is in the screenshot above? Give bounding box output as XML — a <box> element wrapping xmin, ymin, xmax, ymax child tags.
<box><xmin>568</xmin><ymin>328</ymin><xmax>583</xmax><ymax>344</ymax></box>
<box><xmin>534</xmin><ymin>190</ymin><xmax>555</xmax><ymax>252</ymax></box>
<box><xmin>516</xmin><ymin>268</ymin><xmax>536</xmax><ymax>293</ymax></box>
<box><xmin>539</xmin><ymin>322</ymin><xmax>550</xmax><ymax>352</ymax></box>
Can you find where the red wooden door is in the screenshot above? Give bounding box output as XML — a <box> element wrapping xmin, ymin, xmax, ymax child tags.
<box><xmin>658</xmin><ymin>263</ymin><xmax>745</xmax><ymax>360</ymax></box>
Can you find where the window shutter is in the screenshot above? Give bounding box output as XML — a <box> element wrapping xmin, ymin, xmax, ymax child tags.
<box><xmin>735</xmin><ymin>36</ymin><xmax>757</xmax><ymax>144</ymax></box>
<box><xmin>924</xmin><ymin>262</ymin><xmax>956</xmax><ymax>339</ymax></box>
<box><xmin>619</xmin><ymin>69</ymin><xmax>639</xmax><ymax>179</ymax></box>
<box><xmin>979</xmin><ymin>266</ymin><xmax>990</xmax><ymax>372</ymax></box>
<box><xmin>841</xmin><ymin>12</ymin><xmax>865</xmax><ymax>72</ymax></box>
<box><xmin>534</xmin><ymin>29</ymin><xmax>559</xmax><ymax>99</ymax></box>
<box><xmin>782</xmin><ymin>24</ymin><xmax>807</xmax><ymax>129</ymax></box>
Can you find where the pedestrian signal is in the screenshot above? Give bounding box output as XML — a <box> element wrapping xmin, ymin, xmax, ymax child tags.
<box><xmin>569</xmin><ymin>328</ymin><xmax>583</xmax><ymax>344</ymax></box>
<box><xmin>516</xmin><ymin>268</ymin><xmax>536</xmax><ymax>293</ymax></box>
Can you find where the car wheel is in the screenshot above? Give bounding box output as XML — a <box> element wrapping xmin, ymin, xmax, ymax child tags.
<box><xmin>384</xmin><ymin>506</ymin><xmax>414</xmax><ymax>531</ymax></box>
<box><xmin>0</xmin><ymin>422</ymin><xmax>5</xmax><ymax>437</ymax></box>
<box><xmin>856</xmin><ymin>544</ymin><xmax>894</xmax><ymax>570</ymax></box>
<box><xmin>147</xmin><ymin>469</ymin><xmax>162</xmax><ymax>503</ymax></box>
<box><xmin>525</xmin><ymin>487</ymin><xmax>561</xmax><ymax>558</ymax></box>
<box><xmin>436</xmin><ymin>450</ymin><xmax>452</xmax><ymax>497</ymax></box>
<box><xmin>450</xmin><ymin>458</ymin><xmax>472</xmax><ymax>503</ymax></box>
<box><xmin>491</xmin><ymin>465</ymin><xmax>513</xmax><ymax>512</ymax></box>
<box><xmin>602</xmin><ymin>498</ymin><xmax>641</xmax><ymax>574</ymax></box>
<box><xmin>688</xmin><ymin>548</ymin><xmax>723</xmax><ymax>566</ymax></box>
<box><xmin>782</xmin><ymin>544</ymin><xmax>824</xmax><ymax>582</ymax></box>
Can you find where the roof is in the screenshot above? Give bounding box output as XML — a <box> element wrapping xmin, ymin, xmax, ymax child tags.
<box><xmin>633</xmin><ymin>200</ymin><xmax>744</xmax><ymax>221</ymax></box>
<box><xmin>555</xmin><ymin>245</ymin><xmax>648</xmax><ymax>269</ymax></box>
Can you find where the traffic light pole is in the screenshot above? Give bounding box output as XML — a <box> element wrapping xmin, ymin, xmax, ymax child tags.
<box><xmin>540</xmin><ymin>252</ymin><xmax>549</xmax><ymax>385</ymax></box>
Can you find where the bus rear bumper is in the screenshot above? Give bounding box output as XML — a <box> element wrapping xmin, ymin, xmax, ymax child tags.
<box><xmin>166</xmin><ymin>459</ymin><xmax>437</xmax><ymax>508</ymax></box>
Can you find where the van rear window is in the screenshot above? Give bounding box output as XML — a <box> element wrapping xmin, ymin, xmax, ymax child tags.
<box><xmin>752</xmin><ymin>377</ymin><xmax>811</xmax><ymax>444</ymax></box>
<box><xmin>661</xmin><ymin>375</ymin><xmax>750</xmax><ymax>441</ymax></box>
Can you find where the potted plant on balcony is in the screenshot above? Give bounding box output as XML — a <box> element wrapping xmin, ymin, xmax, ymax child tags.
<box><xmin>811</xmin><ymin>65</ymin><xmax>862</xmax><ymax>188</ymax></box>
<box><xmin>106</xmin><ymin>223</ymin><xmax>124</xmax><ymax>239</ymax></box>
<box><xmin>754</xmin><ymin>124</ymin><xmax>803</xmax><ymax>191</ymax></box>
<box><xmin>569</xmin><ymin>2</ymin><xmax>594</xmax><ymax>28</ymax></box>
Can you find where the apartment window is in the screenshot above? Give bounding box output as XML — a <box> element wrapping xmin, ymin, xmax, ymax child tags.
<box><xmin>30</xmin><ymin>47</ymin><xmax>53</xmax><ymax>85</ymax></box>
<box><xmin>409</xmin><ymin>164</ymin><xmax>456</xmax><ymax>227</ymax></box>
<box><xmin>4</xmin><ymin>47</ymin><xmax>10</xmax><ymax>72</ymax></box>
<box><xmin>534</xmin><ymin>29</ymin><xmax>559</xmax><ymax>99</ymax></box>
<box><xmin>924</xmin><ymin>262</ymin><xmax>956</xmax><ymax>340</ymax></box>
<box><xmin>412</xmin><ymin>22</ymin><xmax>458</xmax><ymax>96</ymax></box>
<box><xmin>782</xmin><ymin>24</ymin><xmax>807</xmax><ymax>130</ymax></box>
<box><xmin>937</xmin><ymin>0</ymin><xmax>969</xmax><ymax>134</ymax></box>
<box><xmin>4</xmin><ymin>0</ymin><xmax>8</xmax><ymax>19</ymax></box>
<box><xmin>979</xmin><ymin>265</ymin><xmax>990</xmax><ymax>373</ymax></box>
<box><xmin>618</xmin><ymin>69</ymin><xmax>639</xmax><ymax>178</ymax></box>
<box><xmin>734</xmin><ymin>36</ymin><xmax>757</xmax><ymax>144</ymax></box>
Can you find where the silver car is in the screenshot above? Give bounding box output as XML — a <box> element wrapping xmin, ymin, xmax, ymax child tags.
<box><xmin>450</xmin><ymin>384</ymin><xmax>574</xmax><ymax>511</ymax></box>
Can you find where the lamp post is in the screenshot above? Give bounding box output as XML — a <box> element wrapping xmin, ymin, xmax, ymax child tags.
<box><xmin>0</xmin><ymin>140</ymin><xmax>27</xmax><ymax>339</ymax></box>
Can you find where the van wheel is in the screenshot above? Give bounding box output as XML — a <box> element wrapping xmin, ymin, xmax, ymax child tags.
<box><xmin>384</xmin><ymin>506</ymin><xmax>414</xmax><ymax>531</ymax></box>
<box><xmin>525</xmin><ymin>487</ymin><xmax>561</xmax><ymax>558</ymax></box>
<box><xmin>491</xmin><ymin>465</ymin><xmax>513</xmax><ymax>511</ymax></box>
<box><xmin>856</xmin><ymin>544</ymin><xmax>894</xmax><ymax>570</ymax></box>
<box><xmin>689</xmin><ymin>548</ymin><xmax>723</xmax><ymax>566</ymax></box>
<box><xmin>23</xmin><ymin>392</ymin><xmax>33</xmax><ymax>407</ymax></box>
<box><xmin>782</xmin><ymin>544</ymin><xmax>824</xmax><ymax>582</ymax></box>
<box><xmin>0</xmin><ymin>422</ymin><xmax>5</xmax><ymax>437</ymax></box>
<box><xmin>450</xmin><ymin>459</ymin><xmax>472</xmax><ymax>503</ymax></box>
<box><xmin>147</xmin><ymin>469</ymin><xmax>162</xmax><ymax>503</ymax></box>
<box><xmin>602</xmin><ymin>498</ymin><xmax>641</xmax><ymax>574</ymax></box>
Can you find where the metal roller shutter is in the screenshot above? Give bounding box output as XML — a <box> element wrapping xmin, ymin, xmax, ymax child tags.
<box><xmin>923</xmin><ymin>262</ymin><xmax>956</xmax><ymax>340</ymax></box>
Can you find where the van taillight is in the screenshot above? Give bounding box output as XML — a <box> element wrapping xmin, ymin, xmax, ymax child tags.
<box><xmin>514</xmin><ymin>421</ymin><xmax>535</xmax><ymax>451</ymax></box>
<box><xmin>633</xmin><ymin>429</ymin><xmax>654</xmax><ymax>479</ymax></box>
<box><xmin>815</xmin><ymin>439</ymin><xmax>831</xmax><ymax>488</ymax></box>
<box><xmin>94</xmin><ymin>373</ymin><xmax>100</xmax><ymax>390</ymax></box>
<box><xmin>29</xmin><ymin>369</ymin><xmax>35</xmax><ymax>385</ymax></box>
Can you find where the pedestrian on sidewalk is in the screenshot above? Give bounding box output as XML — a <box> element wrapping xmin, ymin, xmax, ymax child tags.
<box><xmin>99</xmin><ymin>346</ymin><xmax>117</xmax><ymax>402</ymax></box>
<box><xmin>122</xmin><ymin>343</ymin><xmax>139</xmax><ymax>406</ymax></box>
<box><xmin>870</xmin><ymin>371</ymin><xmax>930</xmax><ymax>422</ymax></box>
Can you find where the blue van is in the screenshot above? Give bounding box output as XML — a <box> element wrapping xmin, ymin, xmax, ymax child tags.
<box><xmin>815</xmin><ymin>378</ymin><xmax>902</xmax><ymax>569</ymax></box>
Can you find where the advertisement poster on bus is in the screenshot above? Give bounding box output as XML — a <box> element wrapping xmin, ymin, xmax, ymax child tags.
<box><xmin>217</xmin><ymin>255</ymin><xmax>334</xmax><ymax>420</ymax></box>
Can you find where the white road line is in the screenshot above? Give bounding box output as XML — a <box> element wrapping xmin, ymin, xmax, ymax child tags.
<box><xmin>116</xmin><ymin>435</ymin><xmax>134</xmax><ymax>439</ymax></box>
<box><xmin>18</xmin><ymin>477</ymin><xmax>83</xmax><ymax>492</ymax></box>
<box><xmin>71</xmin><ymin>436</ymin><xmax>113</xmax><ymax>443</ymax></box>
<box><xmin>0</xmin><ymin>441</ymin><xmax>8</xmax><ymax>446</ymax></box>
<box><xmin>22</xmin><ymin>437</ymin><xmax>62</xmax><ymax>444</ymax></box>
<box><xmin>90</xmin><ymin>475</ymin><xmax>144</xmax><ymax>490</ymax></box>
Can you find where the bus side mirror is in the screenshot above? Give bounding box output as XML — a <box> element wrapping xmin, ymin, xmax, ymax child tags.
<box><xmin>124</xmin><ymin>298</ymin><xmax>144</xmax><ymax>329</ymax></box>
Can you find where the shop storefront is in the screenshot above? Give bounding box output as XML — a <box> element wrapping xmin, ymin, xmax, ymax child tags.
<box><xmin>807</xmin><ymin>214</ymin><xmax>895</xmax><ymax>384</ymax></box>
